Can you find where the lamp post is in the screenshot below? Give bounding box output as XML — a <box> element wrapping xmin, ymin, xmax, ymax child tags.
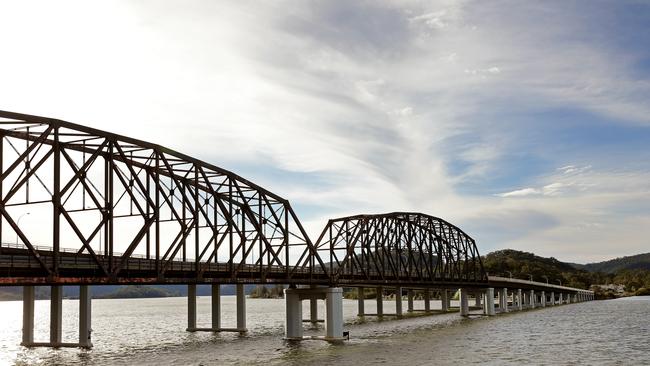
<box><xmin>527</xmin><ymin>274</ymin><xmax>533</xmax><ymax>281</ymax></box>
<box><xmin>16</xmin><ymin>212</ymin><xmax>30</xmax><ymax>245</ymax></box>
<box><xmin>506</xmin><ymin>271</ymin><xmax>513</xmax><ymax>278</ymax></box>
<box><xmin>542</xmin><ymin>275</ymin><xmax>549</xmax><ymax>284</ymax></box>
<box><xmin>556</xmin><ymin>279</ymin><xmax>562</xmax><ymax>286</ymax></box>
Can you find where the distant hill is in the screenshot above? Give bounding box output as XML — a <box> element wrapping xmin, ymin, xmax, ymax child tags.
<box><xmin>578</xmin><ymin>253</ymin><xmax>650</xmax><ymax>273</ymax></box>
<box><xmin>482</xmin><ymin>249</ymin><xmax>579</xmax><ymax>279</ymax></box>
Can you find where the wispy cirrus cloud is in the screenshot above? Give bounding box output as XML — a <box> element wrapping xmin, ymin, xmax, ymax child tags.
<box><xmin>0</xmin><ymin>1</ymin><xmax>649</xmax><ymax>262</ymax></box>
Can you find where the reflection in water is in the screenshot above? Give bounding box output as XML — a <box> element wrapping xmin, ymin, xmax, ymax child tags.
<box><xmin>0</xmin><ymin>295</ymin><xmax>648</xmax><ymax>365</ymax></box>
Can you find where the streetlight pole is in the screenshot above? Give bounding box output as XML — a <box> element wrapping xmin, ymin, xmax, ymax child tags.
<box><xmin>542</xmin><ymin>275</ymin><xmax>549</xmax><ymax>284</ymax></box>
<box><xmin>16</xmin><ymin>212</ymin><xmax>30</xmax><ymax>245</ymax></box>
<box><xmin>506</xmin><ymin>271</ymin><xmax>513</xmax><ymax>278</ymax></box>
<box><xmin>556</xmin><ymin>279</ymin><xmax>562</xmax><ymax>286</ymax></box>
<box><xmin>528</xmin><ymin>274</ymin><xmax>533</xmax><ymax>281</ymax></box>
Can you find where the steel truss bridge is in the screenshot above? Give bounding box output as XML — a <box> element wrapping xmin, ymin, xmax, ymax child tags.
<box><xmin>0</xmin><ymin>110</ymin><xmax>487</xmax><ymax>289</ymax></box>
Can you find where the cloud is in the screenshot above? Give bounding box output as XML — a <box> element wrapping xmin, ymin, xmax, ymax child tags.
<box><xmin>0</xmin><ymin>1</ymin><xmax>648</xmax><ymax>262</ymax></box>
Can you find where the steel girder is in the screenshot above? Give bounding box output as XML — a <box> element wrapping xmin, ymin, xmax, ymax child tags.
<box><xmin>0</xmin><ymin>110</ymin><xmax>327</xmax><ymax>283</ymax></box>
<box><xmin>314</xmin><ymin>212</ymin><xmax>487</xmax><ymax>286</ymax></box>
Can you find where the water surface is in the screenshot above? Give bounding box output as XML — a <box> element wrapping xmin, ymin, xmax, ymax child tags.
<box><xmin>0</xmin><ymin>295</ymin><xmax>647</xmax><ymax>365</ymax></box>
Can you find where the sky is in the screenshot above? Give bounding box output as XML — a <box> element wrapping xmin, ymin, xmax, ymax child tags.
<box><xmin>0</xmin><ymin>0</ymin><xmax>649</xmax><ymax>263</ymax></box>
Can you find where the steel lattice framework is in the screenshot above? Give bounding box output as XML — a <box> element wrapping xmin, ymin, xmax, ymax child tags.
<box><xmin>314</xmin><ymin>213</ymin><xmax>487</xmax><ymax>287</ymax></box>
<box><xmin>0</xmin><ymin>110</ymin><xmax>327</xmax><ymax>284</ymax></box>
<box><xmin>0</xmin><ymin>111</ymin><xmax>487</xmax><ymax>288</ymax></box>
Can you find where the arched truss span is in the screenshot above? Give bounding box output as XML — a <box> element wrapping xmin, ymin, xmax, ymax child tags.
<box><xmin>0</xmin><ymin>110</ymin><xmax>326</xmax><ymax>283</ymax></box>
<box><xmin>314</xmin><ymin>212</ymin><xmax>487</xmax><ymax>286</ymax></box>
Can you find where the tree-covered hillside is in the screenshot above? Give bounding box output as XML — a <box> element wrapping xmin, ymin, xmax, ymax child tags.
<box><xmin>581</xmin><ymin>253</ymin><xmax>650</xmax><ymax>273</ymax></box>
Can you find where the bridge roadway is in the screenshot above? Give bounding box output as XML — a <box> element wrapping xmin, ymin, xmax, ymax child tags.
<box><xmin>0</xmin><ymin>110</ymin><xmax>594</xmax><ymax>349</ymax></box>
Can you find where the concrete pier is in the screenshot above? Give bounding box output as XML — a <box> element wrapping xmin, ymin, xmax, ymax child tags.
<box><xmin>357</xmin><ymin>287</ymin><xmax>365</xmax><ymax>316</ymax></box>
<box><xmin>407</xmin><ymin>289</ymin><xmax>414</xmax><ymax>312</ymax></box>
<box><xmin>284</xmin><ymin>287</ymin><xmax>344</xmax><ymax>341</ymax></box>
<box><xmin>79</xmin><ymin>285</ymin><xmax>92</xmax><ymax>348</ymax></box>
<box><xmin>499</xmin><ymin>288</ymin><xmax>508</xmax><ymax>313</ymax></box>
<box><xmin>212</xmin><ymin>284</ymin><xmax>221</xmax><ymax>329</ymax></box>
<box><xmin>441</xmin><ymin>290</ymin><xmax>449</xmax><ymax>312</ymax></box>
<box><xmin>486</xmin><ymin>288</ymin><xmax>495</xmax><ymax>316</ymax></box>
<box><xmin>529</xmin><ymin>290</ymin><xmax>536</xmax><ymax>309</ymax></box>
<box><xmin>236</xmin><ymin>284</ymin><xmax>247</xmax><ymax>331</ymax></box>
<box><xmin>376</xmin><ymin>286</ymin><xmax>384</xmax><ymax>316</ymax></box>
<box><xmin>459</xmin><ymin>288</ymin><xmax>469</xmax><ymax>316</ymax></box>
<box><xmin>22</xmin><ymin>285</ymin><xmax>93</xmax><ymax>348</ymax></box>
<box><xmin>21</xmin><ymin>286</ymin><xmax>34</xmax><ymax>346</ymax></box>
<box><xmin>475</xmin><ymin>292</ymin><xmax>482</xmax><ymax>307</ymax></box>
<box><xmin>424</xmin><ymin>290</ymin><xmax>431</xmax><ymax>312</ymax></box>
<box><xmin>50</xmin><ymin>286</ymin><xmax>63</xmax><ymax>345</ymax></box>
<box><xmin>550</xmin><ymin>291</ymin><xmax>555</xmax><ymax>306</ymax></box>
<box><xmin>517</xmin><ymin>289</ymin><xmax>523</xmax><ymax>310</ymax></box>
<box><xmin>395</xmin><ymin>287</ymin><xmax>403</xmax><ymax>317</ymax></box>
<box><xmin>187</xmin><ymin>284</ymin><xmax>197</xmax><ymax>331</ymax></box>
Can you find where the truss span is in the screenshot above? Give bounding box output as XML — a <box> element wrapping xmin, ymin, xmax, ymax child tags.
<box><xmin>0</xmin><ymin>110</ymin><xmax>326</xmax><ymax>284</ymax></box>
<box><xmin>314</xmin><ymin>212</ymin><xmax>487</xmax><ymax>287</ymax></box>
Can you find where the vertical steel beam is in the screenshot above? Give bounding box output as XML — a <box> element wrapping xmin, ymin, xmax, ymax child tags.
<box><xmin>52</xmin><ymin>128</ymin><xmax>60</xmax><ymax>274</ymax></box>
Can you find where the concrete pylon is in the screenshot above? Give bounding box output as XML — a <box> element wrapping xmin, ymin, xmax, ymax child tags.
<box><xmin>459</xmin><ymin>288</ymin><xmax>469</xmax><ymax>316</ymax></box>
<box><xmin>500</xmin><ymin>288</ymin><xmax>509</xmax><ymax>313</ymax></box>
<box><xmin>376</xmin><ymin>286</ymin><xmax>384</xmax><ymax>316</ymax></box>
<box><xmin>407</xmin><ymin>289</ymin><xmax>414</xmax><ymax>312</ymax></box>
<box><xmin>236</xmin><ymin>284</ymin><xmax>247</xmax><ymax>331</ymax></box>
<box><xmin>395</xmin><ymin>287</ymin><xmax>403</xmax><ymax>316</ymax></box>
<box><xmin>529</xmin><ymin>290</ymin><xmax>536</xmax><ymax>309</ymax></box>
<box><xmin>517</xmin><ymin>289</ymin><xmax>523</xmax><ymax>311</ymax></box>
<box><xmin>486</xmin><ymin>288</ymin><xmax>495</xmax><ymax>316</ymax></box>
<box><xmin>441</xmin><ymin>290</ymin><xmax>449</xmax><ymax>312</ymax></box>
<box><xmin>424</xmin><ymin>290</ymin><xmax>431</xmax><ymax>312</ymax></box>
<box><xmin>79</xmin><ymin>285</ymin><xmax>92</xmax><ymax>348</ymax></box>
<box><xmin>21</xmin><ymin>286</ymin><xmax>34</xmax><ymax>346</ymax></box>
<box><xmin>357</xmin><ymin>287</ymin><xmax>365</xmax><ymax>316</ymax></box>
<box><xmin>50</xmin><ymin>286</ymin><xmax>63</xmax><ymax>345</ymax></box>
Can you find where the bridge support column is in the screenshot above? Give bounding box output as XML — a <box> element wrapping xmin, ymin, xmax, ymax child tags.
<box><xmin>236</xmin><ymin>284</ymin><xmax>247</xmax><ymax>332</ymax></box>
<box><xmin>500</xmin><ymin>288</ymin><xmax>509</xmax><ymax>313</ymax></box>
<box><xmin>459</xmin><ymin>288</ymin><xmax>469</xmax><ymax>316</ymax></box>
<box><xmin>395</xmin><ymin>287</ymin><xmax>403</xmax><ymax>317</ymax></box>
<box><xmin>285</xmin><ymin>288</ymin><xmax>303</xmax><ymax>339</ymax></box>
<box><xmin>79</xmin><ymin>285</ymin><xmax>92</xmax><ymax>348</ymax></box>
<box><xmin>310</xmin><ymin>285</ymin><xmax>318</xmax><ymax>324</ymax></box>
<box><xmin>187</xmin><ymin>284</ymin><xmax>197</xmax><ymax>331</ymax></box>
<box><xmin>50</xmin><ymin>285</ymin><xmax>63</xmax><ymax>345</ymax></box>
<box><xmin>441</xmin><ymin>290</ymin><xmax>449</xmax><ymax>312</ymax></box>
<box><xmin>407</xmin><ymin>290</ymin><xmax>414</xmax><ymax>313</ymax></box>
<box><xmin>325</xmin><ymin>288</ymin><xmax>343</xmax><ymax>340</ymax></box>
<box><xmin>485</xmin><ymin>288</ymin><xmax>495</xmax><ymax>316</ymax></box>
<box><xmin>376</xmin><ymin>287</ymin><xmax>383</xmax><ymax>316</ymax></box>
<box><xmin>550</xmin><ymin>291</ymin><xmax>555</xmax><ymax>306</ymax></box>
<box><xmin>357</xmin><ymin>287</ymin><xmax>365</xmax><ymax>316</ymax></box>
<box><xmin>212</xmin><ymin>284</ymin><xmax>221</xmax><ymax>329</ymax></box>
<box><xmin>21</xmin><ymin>286</ymin><xmax>35</xmax><ymax>346</ymax></box>
<box><xmin>558</xmin><ymin>293</ymin><xmax>563</xmax><ymax>305</ymax></box>
<box><xmin>284</xmin><ymin>287</ymin><xmax>344</xmax><ymax>341</ymax></box>
<box><xmin>424</xmin><ymin>290</ymin><xmax>430</xmax><ymax>312</ymax></box>
<box><xmin>529</xmin><ymin>290</ymin><xmax>536</xmax><ymax>309</ymax></box>
<box><xmin>517</xmin><ymin>289</ymin><xmax>523</xmax><ymax>311</ymax></box>
<box><xmin>475</xmin><ymin>292</ymin><xmax>482</xmax><ymax>307</ymax></box>
<box><xmin>541</xmin><ymin>291</ymin><xmax>546</xmax><ymax>307</ymax></box>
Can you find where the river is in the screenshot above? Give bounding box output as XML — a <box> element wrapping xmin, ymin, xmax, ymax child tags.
<box><xmin>0</xmin><ymin>295</ymin><xmax>648</xmax><ymax>365</ymax></box>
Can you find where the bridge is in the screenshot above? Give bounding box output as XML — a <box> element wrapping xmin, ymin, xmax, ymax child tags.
<box><xmin>0</xmin><ymin>110</ymin><xmax>593</xmax><ymax>348</ymax></box>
